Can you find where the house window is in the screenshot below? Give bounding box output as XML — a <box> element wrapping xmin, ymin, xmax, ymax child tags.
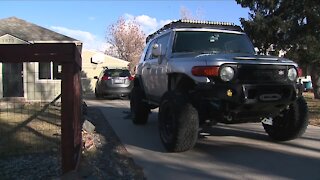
<box><xmin>39</xmin><ymin>62</ymin><xmax>51</xmax><ymax>79</ymax></box>
<box><xmin>38</xmin><ymin>62</ymin><xmax>62</xmax><ymax>80</ymax></box>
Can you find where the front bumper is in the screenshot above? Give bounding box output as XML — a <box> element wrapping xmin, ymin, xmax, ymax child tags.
<box><xmin>194</xmin><ymin>82</ymin><xmax>297</xmax><ymax>122</ymax></box>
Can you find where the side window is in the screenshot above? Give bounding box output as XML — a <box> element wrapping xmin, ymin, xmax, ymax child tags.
<box><xmin>38</xmin><ymin>62</ymin><xmax>62</xmax><ymax>80</ymax></box>
<box><xmin>52</xmin><ymin>62</ymin><xmax>62</xmax><ymax>79</ymax></box>
<box><xmin>144</xmin><ymin>40</ymin><xmax>156</xmax><ymax>61</ymax></box>
<box><xmin>156</xmin><ymin>33</ymin><xmax>170</xmax><ymax>55</ymax></box>
<box><xmin>39</xmin><ymin>62</ymin><xmax>51</xmax><ymax>79</ymax></box>
<box><xmin>144</xmin><ymin>33</ymin><xmax>170</xmax><ymax>61</ymax></box>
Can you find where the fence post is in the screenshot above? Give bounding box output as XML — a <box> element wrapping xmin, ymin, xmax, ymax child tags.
<box><xmin>61</xmin><ymin>61</ymin><xmax>82</xmax><ymax>173</ymax></box>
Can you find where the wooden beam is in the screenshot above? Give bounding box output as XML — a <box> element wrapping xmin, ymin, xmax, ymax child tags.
<box><xmin>61</xmin><ymin>62</ymin><xmax>82</xmax><ymax>173</ymax></box>
<box><xmin>0</xmin><ymin>44</ymin><xmax>76</xmax><ymax>63</ymax></box>
<box><xmin>74</xmin><ymin>45</ymin><xmax>82</xmax><ymax>69</ymax></box>
<box><xmin>0</xmin><ymin>42</ymin><xmax>83</xmax><ymax>174</ymax></box>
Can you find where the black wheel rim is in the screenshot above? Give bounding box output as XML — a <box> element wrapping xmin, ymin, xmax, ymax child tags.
<box><xmin>160</xmin><ymin>102</ymin><xmax>176</xmax><ymax>143</ymax></box>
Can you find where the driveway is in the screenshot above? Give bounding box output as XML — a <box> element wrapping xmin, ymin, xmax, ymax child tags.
<box><xmin>86</xmin><ymin>98</ymin><xmax>320</xmax><ymax>180</ymax></box>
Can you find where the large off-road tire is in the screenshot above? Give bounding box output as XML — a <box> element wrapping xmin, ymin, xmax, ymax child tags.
<box><xmin>263</xmin><ymin>96</ymin><xmax>309</xmax><ymax>141</ymax></box>
<box><xmin>158</xmin><ymin>91</ymin><xmax>199</xmax><ymax>152</ymax></box>
<box><xmin>130</xmin><ymin>86</ymin><xmax>149</xmax><ymax>125</ymax></box>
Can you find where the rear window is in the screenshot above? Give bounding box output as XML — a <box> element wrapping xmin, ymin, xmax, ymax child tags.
<box><xmin>104</xmin><ymin>69</ymin><xmax>130</xmax><ymax>77</ymax></box>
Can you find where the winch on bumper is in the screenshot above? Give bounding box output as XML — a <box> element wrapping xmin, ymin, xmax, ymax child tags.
<box><xmin>194</xmin><ymin>82</ymin><xmax>297</xmax><ymax>123</ymax></box>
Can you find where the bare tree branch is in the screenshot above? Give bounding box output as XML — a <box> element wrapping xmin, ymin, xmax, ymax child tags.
<box><xmin>180</xmin><ymin>6</ymin><xmax>193</xmax><ymax>20</ymax></box>
<box><xmin>180</xmin><ymin>6</ymin><xmax>205</xmax><ymax>20</ymax></box>
<box><xmin>106</xmin><ymin>17</ymin><xmax>146</xmax><ymax>72</ymax></box>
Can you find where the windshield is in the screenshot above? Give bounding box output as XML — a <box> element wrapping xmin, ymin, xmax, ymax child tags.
<box><xmin>105</xmin><ymin>69</ymin><xmax>130</xmax><ymax>77</ymax></box>
<box><xmin>172</xmin><ymin>31</ymin><xmax>255</xmax><ymax>55</ymax></box>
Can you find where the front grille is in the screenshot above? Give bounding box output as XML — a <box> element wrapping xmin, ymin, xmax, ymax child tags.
<box><xmin>237</xmin><ymin>64</ymin><xmax>288</xmax><ymax>83</ymax></box>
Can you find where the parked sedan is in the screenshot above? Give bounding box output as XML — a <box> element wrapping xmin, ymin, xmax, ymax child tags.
<box><xmin>94</xmin><ymin>68</ymin><xmax>134</xmax><ymax>99</ymax></box>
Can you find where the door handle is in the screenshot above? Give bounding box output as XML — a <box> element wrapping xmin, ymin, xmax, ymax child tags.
<box><xmin>145</xmin><ymin>63</ymin><xmax>151</xmax><ymax>69</ymax></box>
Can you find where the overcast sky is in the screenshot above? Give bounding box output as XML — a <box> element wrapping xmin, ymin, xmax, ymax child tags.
<box><xmin>0</xmin><ymin>1</ymin><xmax>250</xmax><ymax>51</ymax></box>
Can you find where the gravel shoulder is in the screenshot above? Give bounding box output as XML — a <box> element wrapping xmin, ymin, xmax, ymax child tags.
<box><xmin>75</xmin><ymin>106</ymin><xmax>145</xmax><ymax>179</ymax></box>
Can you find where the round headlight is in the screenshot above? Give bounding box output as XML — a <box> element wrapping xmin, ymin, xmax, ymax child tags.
<box><xmin>220</xmin><ymin>66</ymin><xmax>235</xmax><ymax>81</ymax></box>
<box><xmin>288</xmin><ymin>68</ymin><xmax>297</xmax><ymax>81</ymax></box>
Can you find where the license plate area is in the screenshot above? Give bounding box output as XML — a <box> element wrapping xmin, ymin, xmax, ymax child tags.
<box><xmin>259</xmin><ymin>93</ymin><xmax>281</xmax><ymax>101</ymax></box>
<box><xmin>114</xmin><ymin>79</ymin><xmax>124</xmax><ymax>84</ymax></box>
<box><xmin>243</xmin><ymin>85</ymin><xmax>288</xmax><ymax>101</ymax></box>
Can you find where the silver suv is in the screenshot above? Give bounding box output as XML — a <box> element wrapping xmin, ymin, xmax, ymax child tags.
<box><xmin>130</xmin><ymin>20</ymin><xmax>309</xmax><ymax>152</ymax></box>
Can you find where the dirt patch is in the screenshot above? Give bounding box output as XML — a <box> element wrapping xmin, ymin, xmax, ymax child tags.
<box><xmin>303</xmin><ymin>92</ymin><xmax>320</xmax><ymax>126</ymax></box>
<box><xmin>0</xmin><ymin>101</ymin><xmax>61</xmax><ymax>179</ymax></box>
<box><xmin>0</xmin><ymin>102</ymin><xmax>61</xmax><ymax>156</ymax></box>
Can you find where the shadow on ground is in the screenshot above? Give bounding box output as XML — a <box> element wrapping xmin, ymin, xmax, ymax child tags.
<box><xmin>88</xmin><ymin>99</ymin><xmax>320</xmax><ymax>179</ymax></box>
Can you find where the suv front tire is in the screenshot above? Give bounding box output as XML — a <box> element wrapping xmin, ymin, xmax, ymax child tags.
<box><xmin>158</xmin><ymin>91</ymin><xmax>199</xmax><ymax>152</ymax></box>
<box><xmin>263</xmin><ymin>96</ymin><xmax>309</xmax><ymax>141</ymax></box>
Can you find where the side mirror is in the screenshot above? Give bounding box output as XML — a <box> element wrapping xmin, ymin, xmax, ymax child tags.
<box><xmin>94</xmin><ymin>76</ymin><xmax>98</xmax><ymax>79</ymax></box>
<box><xmin>152</xmin><ymin>43</ymin><xmax>162</xmax><ymax>57</ymax></box>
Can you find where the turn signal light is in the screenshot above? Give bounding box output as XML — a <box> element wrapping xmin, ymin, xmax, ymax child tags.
<box><xmin>227</xmin><ymin>89</ymin><xmax>233</xmax><ymax>97</ymax></box>
<box><xmin>192</xmin><ymin>66</ymin><xmax>220</xmax><ymax>77</ymax></box>
<box><xmin>102</xmin><ymin>75</ymin><xmax>111</xmax><ymax>81</ymax></box>
<box><xmin>129</xmin><ymin>76</ymin><xmax>135</xmax><ymax>81</ymax></box>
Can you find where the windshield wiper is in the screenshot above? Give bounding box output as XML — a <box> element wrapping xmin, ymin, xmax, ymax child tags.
<box><xmin>194</xmin><ymin>50</ymin><xmax>220</xmax><ymax>55</ymax></box>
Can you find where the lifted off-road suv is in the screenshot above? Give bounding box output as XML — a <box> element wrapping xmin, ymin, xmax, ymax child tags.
<box><xmin>130</xmin><ymin>20</ymin><xmax>309</xmax><ymax>152</ymax></box>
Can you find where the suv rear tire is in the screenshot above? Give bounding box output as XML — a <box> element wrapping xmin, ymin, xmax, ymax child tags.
<box><xmin>130</xmin><ymin>86</ymin><xmax>149</xmax><ymax>125</ymax></box>
<box><xmin>159</xmin><ymin>91</ymin><xmax>199</xmax><ymax>152</ymax></box>
<box><xmin>262</xmin><ymin>96</ymin><xmax>309</xmax><ymax>141</ymax></box>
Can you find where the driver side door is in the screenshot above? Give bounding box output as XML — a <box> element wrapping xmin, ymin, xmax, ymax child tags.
<box><xmin>140</xmin><ymin>39</ymin><xmax>157</xmax><ymax>100</ymax></box>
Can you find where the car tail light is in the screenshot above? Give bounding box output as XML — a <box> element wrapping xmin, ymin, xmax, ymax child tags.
<box><xmin>192</xmin><ymin>66</ymin><xmax>220</xmax><ymax>77</ymax></box>
<box><xmin>101</xmin><ymin>75</ymin><xmax>110</xmax><ymax>80</ymax></box>
<box><xmin>298</xmin><ymin>68</ymin><xmax>303</xmax><ymax>77</ymax></box>
<box><xmin>129</xmin><ymin>76</ymin><xmax>134</xmax><ymax>81</ymax></box>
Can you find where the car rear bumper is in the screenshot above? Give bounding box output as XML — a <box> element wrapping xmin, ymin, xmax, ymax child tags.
<box><xmin>100</xmin><ymin>86</ymin><xmax>133</xmax><ymax>96</ymax></box>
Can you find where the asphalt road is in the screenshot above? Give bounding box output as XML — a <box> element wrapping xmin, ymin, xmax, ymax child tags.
<box><xmin>86</xmin><ymin>98</ymin><xmax>320</xmax><ymax>180</ymax></box>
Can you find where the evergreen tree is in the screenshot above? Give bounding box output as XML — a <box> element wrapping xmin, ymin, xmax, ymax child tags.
<box><xmin>237</xmin><ymin>0</ymin><xmax>320</xmax><ymax>98</ymax></box>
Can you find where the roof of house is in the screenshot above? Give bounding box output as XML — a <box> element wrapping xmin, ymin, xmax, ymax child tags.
<box><xmin>0</xmin><ymin>17</ymin><xmax>79</xmax><ymax>43</ymax></box>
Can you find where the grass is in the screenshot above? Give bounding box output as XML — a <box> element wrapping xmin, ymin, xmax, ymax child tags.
<box><xmin>303</xmin><ymin>92</ymin><xmax>320</xmax><ymax>126</ymax></box>
<box><xmin>0</xmin><ymin>102</ymin><xmax>61</xmax><ymax>156</ymax></box>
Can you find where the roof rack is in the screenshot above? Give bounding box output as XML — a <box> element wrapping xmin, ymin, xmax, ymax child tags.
<box><xmin>103</xmin><ymin>66</ymin><xmax>128</xmax><ymax>70</ymax></box>
<box><xmin>146</xmin><ymin>19</ymin><xmax>242</xmax><ymax>43</ymax></box>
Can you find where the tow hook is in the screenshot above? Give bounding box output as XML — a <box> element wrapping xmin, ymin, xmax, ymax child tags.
<box><xmin>262</xmin><ymin>117</ymin><xmax>273</xmax><ymax>125</ymax></box>
<box><xmin>224</xmin><ymin>115</ymin><xmax>233</xmax><ymax>121</ymax></box>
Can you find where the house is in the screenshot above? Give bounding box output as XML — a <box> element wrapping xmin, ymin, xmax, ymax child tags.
<box><xmin>0</xmin><ymin>17</ymin><xmax>82</xmax><ymax>101</ymax></box>
<box><xmin>81</xmin><ymin>49</ymin><xmax>129</xmax><ymax>95</ymax></box>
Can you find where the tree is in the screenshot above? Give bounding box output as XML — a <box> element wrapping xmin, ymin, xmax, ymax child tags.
<box><xmin>236</xmin><ymin>0</ymin><xmax>320</xmax><ymax>99</ymax></box>
<box><xmin>180</xmin><ymin>6</ymin><xmax>205</xmax><ymax>20</ymax></box>
<box><xmin>180</xmin><ymin>6</ymin><xmax>193</xmax><ymax>20</ymax></box>
<box><xmin>106</xmin><ymin>17</ymin><xmax>146</xmax><ymax>73</ymax></box>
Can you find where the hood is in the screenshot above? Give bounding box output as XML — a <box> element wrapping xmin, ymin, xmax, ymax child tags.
<box><xmin>192</xmin><ymin>53</ymin><xmax>297</xmax><ymax>66</ymax></box>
